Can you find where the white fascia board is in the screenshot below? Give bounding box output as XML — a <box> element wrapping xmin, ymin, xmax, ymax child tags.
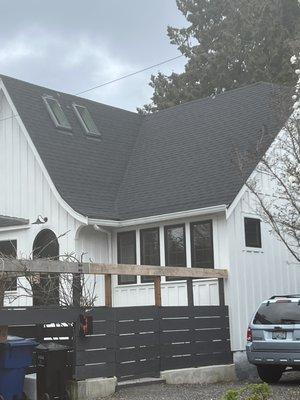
<box><xmin>0</xmin><ymin>80</ymin><xmax>88</xmax><ymax>225</ymax></box>
<box><xmin>89</xmin><ymin>204</ymin><xmax>227</xmax><ymax>228</ymax></box>
<box><xmin>226</xmin><ymin>185</ymin><xmax>248</xmax><ymax>219</ymax></box>
<box><xmin>0</xmin><ymin>225</ymin><xmax>30</xmax><ymax>233</ymax></box>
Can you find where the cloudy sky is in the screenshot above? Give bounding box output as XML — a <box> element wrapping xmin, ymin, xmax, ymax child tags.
<box><xmin>0</xmin><ymin>0</ymin><xmax>187</xmax><ymax>111</ymax></box>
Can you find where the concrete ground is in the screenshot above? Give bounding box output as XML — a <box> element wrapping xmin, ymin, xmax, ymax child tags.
<box><xmin>109</xmin><ymin>372</ymin><xmax>300</xmax><ymax>400</ymax></box>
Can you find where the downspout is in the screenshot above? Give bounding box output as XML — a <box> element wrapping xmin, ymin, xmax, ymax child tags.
<box><xmin>93</xmin><ymin>224</ymin><xmax>114</xmax><ymax>306</ymax></box>
<box><xmin>93</xmin><ymin>224</ymin><xmax>113</xmax><ymax>264</ymax></box>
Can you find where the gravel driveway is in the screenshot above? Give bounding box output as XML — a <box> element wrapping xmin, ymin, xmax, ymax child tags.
<box><xmin>109</xmin><ymin>373</ymin><xmax>300</xmax><ymax>400</ymax></box>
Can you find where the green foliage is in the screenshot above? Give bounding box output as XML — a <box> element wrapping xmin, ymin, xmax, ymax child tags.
<box><xmin>222</xmin><ymin>383</ymin><xmax>271</xmax><ymax>400</ymax></box>
<box><xmin>139</xmin><ymin>0</ymin><xmax>300</xmax><ymax>113</ymax></box>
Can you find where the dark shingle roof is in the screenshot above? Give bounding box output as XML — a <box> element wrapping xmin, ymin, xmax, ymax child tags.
<box><xmin>0</xmin><ymin>215</ymin><xmax>29</xmax><ymax>228</ymax></box>
<box><xmin>0</xmin><ymin>75</ymin><xmax>289</xmax><ymax>220</ymax></box>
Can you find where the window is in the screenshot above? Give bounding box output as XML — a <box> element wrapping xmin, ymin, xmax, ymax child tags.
<box><xmin>244</xmin><ymin>217</ymin><xmax>262</xmax><ymax>248</ymax></box>
<box><xmin>73</xmin><ymin>104</ymin><xmax>100</xmax><ymax>136</ymax></box>
<box><xmin>253</xmin><ymin>301</ymin><xmax>300</xmax><ymax>325</ymax></box>
<box><xmin>43</xmin><ymin>96</ymin><xmax>72</xmax><ymax>130</ymax></box>
<box><xmin>117</xmin><ymin>231</ymin><xmax>137</xmax><ymax>285</ymax></box>
<box><xmin>0</xmin><ymin>240</ymin><xmax>17</xmax><ymax>291</ymax></box>
<box><xmin>140</xmin><ymin>228</ymin><xmax>160</xmax><ymax>283</ymax></box>
<box><xmin>164</xmin><ymin>224</ymin><xmax>186</xmax><ymax>281</ymax></box>
<box><xmin>191</xmin><ymin>220</ymin><xmax>214</xmax><ymax>268</ymax></box>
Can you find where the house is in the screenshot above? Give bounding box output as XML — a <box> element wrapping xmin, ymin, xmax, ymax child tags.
<box><xmin>0</xmin><ymin>74</ymin><xmax>299</xmax><ymax>355</ymax></box>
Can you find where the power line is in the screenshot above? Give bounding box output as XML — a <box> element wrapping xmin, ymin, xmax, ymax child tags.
<box><xmin>0</xmin><ymin>114</ymin><xmax>19</xmax><ymax>123</ymax></box>
<box><xmin>75</xmin><ymin>54</ymin><xmax>184</xmax><ymax>95</ymax></box>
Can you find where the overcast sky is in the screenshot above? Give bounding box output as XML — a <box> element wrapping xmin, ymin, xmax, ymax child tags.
<box><xmin>0</xmin><ymin>0</ymin><xmax>187</xmax><ymax>111</ymax></box>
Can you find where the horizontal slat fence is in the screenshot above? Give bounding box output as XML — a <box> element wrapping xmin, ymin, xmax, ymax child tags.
<box><xmin>75</xmin><ymin>305</ymin><xmax>232</xmax><ymax>381</ymax></box>
<box><xmin>0</xmin><ymin>305</ymin><xmax>232</xmax><ymax>381</ymax></box>
<box><xmin>1</xmin><ymin>307</ymin><xmax>77</xmax><ymax>374</ymax></box>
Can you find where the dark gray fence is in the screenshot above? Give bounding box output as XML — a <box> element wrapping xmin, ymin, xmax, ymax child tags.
<box><xmin>0</xmin><ymin>305</ymin><xmax>232</xmax><ymax>381</ymax></box>
<box><xmin>75</xmin><ymin>305</ymin><xmax>232</xmax><ymax>381</ymax></box>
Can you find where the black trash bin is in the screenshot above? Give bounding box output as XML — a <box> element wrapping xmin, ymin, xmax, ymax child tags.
<box><xmin>36</xmin><ymin>343</ymin><xmax>72</xmax><ymax>400</ymax></box>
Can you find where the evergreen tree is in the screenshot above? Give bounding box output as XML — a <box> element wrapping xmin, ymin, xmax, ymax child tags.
<box><xmin>138</xmin><ymin>0</ymin><xmax>300</xmax><ymax>113</ymax></box>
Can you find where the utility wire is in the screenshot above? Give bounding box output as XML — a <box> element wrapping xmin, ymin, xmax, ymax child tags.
<box><xmin>0</xmin><ymin>114</ymin><xmax>19</xmax><ymax>123</ymax></box>
<box><xmin>75</xmin><ymin>54</ymin><xmax>184</xmax><ymax>95</ymax></box>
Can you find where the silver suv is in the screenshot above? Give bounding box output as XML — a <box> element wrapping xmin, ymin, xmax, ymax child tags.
<box><xmin>246</xmin><ymin>295</ymin><xmax>300</xmax><ymax>383</ymax></box>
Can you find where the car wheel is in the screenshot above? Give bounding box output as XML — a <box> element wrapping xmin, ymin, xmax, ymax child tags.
<box><xmin>257</xmin><ymin>365</ymin><xmax>284</xmax><ymax>383</ymax></box>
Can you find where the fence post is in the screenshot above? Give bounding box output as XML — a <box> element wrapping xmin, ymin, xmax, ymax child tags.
<box><xmin>154</xmin><ymin>276</ymin><xmax>162</xmax><ymax>307</ymax></box>
<box><xmin>187</xmin><ymin>278</ymin><xmax>194</xmax><ymax>306</ymax></box>
<box><xmin>105</xmin><ymin>274</ymin><xmax>112</xmax><ymax>307</ymax></box>
<box><xmin>218</xmin><ymin>278</ymin><xmax>225</xmax><ymax>306</ymax></box>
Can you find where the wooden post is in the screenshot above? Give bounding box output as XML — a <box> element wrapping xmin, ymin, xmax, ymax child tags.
<box><xmin>105</xmin><ymin>274</ymin><xmax>112</xmax><ymax>307</ymax></box>
<box><xmin>154</xmin><ymin>276</ymin><xmax>162</xmax><ymax>307</ymax></box>
<box><xmin>218</xmin><ymin>278</ymin><xmax>225</xmax><ymax>306</ymax></box>
<box><xmin>187</xmin><ymin>278</ymin><xmax>194</xmax><ymax>306</ymax></box>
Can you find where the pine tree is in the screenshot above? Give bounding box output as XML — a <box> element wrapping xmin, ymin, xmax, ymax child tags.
<box><xmin>138</xmin><ymin>0</ymin><xmax>300</xmax><ymax>113</ymax></box>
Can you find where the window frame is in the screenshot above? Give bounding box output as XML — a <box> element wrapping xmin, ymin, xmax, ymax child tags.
<box><xmin>244</xmin><ymin>217</ymin><xmax>262</xmax><ymax>249</ymax></box>
<box><xmin>73</xmin><ymin>104</ymin><xmax>101</xmax><ymax>137</ymax></box>
<box><xmin>164</xmin><ymin>223</ymin><xmax>186</xmax><ymax>281</ymax></box>
<box><xmin>190</xmin><ymin>219</ymin><xmax>214</xmax><ymax>269</ymax></box>
<box><xmin>0</xmin><ymin>240</ymin><xmax>18</xmax><ymax>292</ymax></box>
<box><xmin>117</xmin><ymin>231</ymin><xmax>137</xmax><ymax>285</ymax></box>
<box><xmin>140</xmin><ymin>227</ymin><xmax>160</xmax><ymax>284</ymax></box>
<box><xmin>43</xmin><ymin>95</ymin><xmax>72</xmax><ymax>131</ymax></box>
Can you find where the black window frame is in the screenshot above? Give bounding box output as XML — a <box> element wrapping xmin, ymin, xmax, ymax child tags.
<box><xmin>117</xmin><ymin>231</ymin><xmax>137</xmax><ymax>285</ymax></box>
<box><xmin>0</xmin><ymin>240</ymin><xmax>17</xmax><ymax>292</ymax></box>
<box><xmin>244</xmin><ymin>217</ymin><xmax>262</xmax><ymax>248</ymax></box>
<box><xmin>190</xmin><ymin>220</ymin><xmax>214</xmax><ymax>269</ymax></box>
<box><xmin>164</xmin><ymin>224</ymin><xmax>186</xmax><ymax>281</ymax></box>
<box><xmin>140</xmin><ymin>227</ymin><xmax>160</xmax><ymax>284</ymax></box>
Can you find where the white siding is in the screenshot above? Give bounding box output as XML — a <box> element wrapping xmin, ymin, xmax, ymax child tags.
<box><xmin>75</xmin><ymin>226</ymin><xmax>109</xmax><ymax>306</ymax></box>
<box><xmin>227</xmin><ymin>188</ymin><xmax>300</xmax><ymax>351</ymax></box>
<box><xmin>0</xmin><ymin>90</ymin><xmax>83</xmax><ymax>305</ymax></box>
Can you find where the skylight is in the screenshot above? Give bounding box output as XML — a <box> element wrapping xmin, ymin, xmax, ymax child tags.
<box><xmin>73</xmin><ymin>104</ymin><xmax>100</xmax><ymax>136</ymax></box>
<box><xmin>43</xmin><ymin>96</ymin><xmax>71</xmax><ymax>130</ymax></box>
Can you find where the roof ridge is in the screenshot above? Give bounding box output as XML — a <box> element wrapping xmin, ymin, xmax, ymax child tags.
<box><xmin>0</xmin><ymin>73</ymin><xmax>140</xmax><ymax>116</ymax></box>
<box><xmin>148</xmin><ymin>81</ymin><xmax>278</xmax><ymax>117</ymax></box>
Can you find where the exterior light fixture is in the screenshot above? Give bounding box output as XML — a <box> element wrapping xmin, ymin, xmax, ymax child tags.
<box><xmin>32</xmin><ymin>215</ymin><xmax>48</xmax><ymax>225</ymax></box>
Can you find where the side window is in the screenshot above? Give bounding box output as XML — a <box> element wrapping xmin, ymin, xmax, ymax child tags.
<box><xmin>164</xmin><ymin>224</ymin><xmax>186</xmax><ymax>281</ymax></box>
<box><xmin>244</xmin><ymin>218</ymin><xmax>262</xmax><ymax>248</ymax></box>
<box><xmin>140</xmin><ymin>227</ymin><xmax>160</xmax><ymax>283</ymax></box>
<box><xmin>190</xmin><ymin>220</ymin><xmax>214</xmax><ymax>268</ymax></box>
<box><xmin>0</xmin><ymin>240</ymin><xmax>17</xmax><ymax>291</ymax></box>
<box><xmin>117</xmin><ymin>231</ymin><xmax>137</xmax><ymax>285</ymax></box>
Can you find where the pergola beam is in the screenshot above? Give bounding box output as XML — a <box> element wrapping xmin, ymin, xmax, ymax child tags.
<box><xmin>1</xmin><ymin>259</ymin><xmax>228</xmax><ymax>279</ymax></box>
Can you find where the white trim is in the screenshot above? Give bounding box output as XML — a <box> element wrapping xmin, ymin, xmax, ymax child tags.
<box><xmin>226</xmin><ymin>185</ymin><xmax>248</xmax><ymax>219</ymax></box>
<box><xmin>89</xmin><ymin>204</ymin><xmax>227</xmax><ymax>228</ymax></box>
<box><xmin>0</xmin><ymin>80</ymin><xmax>88</xmax><ymax>225</ymax></box>
<box><xmin>0</xmin><ymin>225</ymin><xmax>30</xmax><ymax>233</ymax></box>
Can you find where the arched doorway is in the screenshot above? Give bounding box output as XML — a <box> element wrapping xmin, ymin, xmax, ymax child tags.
<box><xmin>32</xmin><ymin>229</ymin><xmax>60</xmax><ymax>306</ymax></box>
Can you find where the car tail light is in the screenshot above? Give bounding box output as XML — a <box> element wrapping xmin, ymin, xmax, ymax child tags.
<box><xmin>247</xmin><ymin>327</ymin><xmax>253</xmax><ymax>342</ymax></box>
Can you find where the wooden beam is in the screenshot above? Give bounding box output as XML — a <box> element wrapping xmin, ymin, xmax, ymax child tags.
<box><xmin>1</xmin><ymin>259</ymin><xmax>228</xmax><ymax>279</ymax></box>
<box><xmin>154</xmin><ymin>276</ymin><xmax>162</xmax><ymax>307</ymax></box>
<box><xmin>105</xmin><ymin>274</ymin><xmax>112</xmax><ymax>307</ymax></box>
<box><xmin>218</xmin><ymin>278</ymin><xmax>225</xmax><ymax>306</ymax></box>
<box><xmin>187</xmin><ymin>278</ymin><xmax>194</xmax><ymax>306</ymax></box>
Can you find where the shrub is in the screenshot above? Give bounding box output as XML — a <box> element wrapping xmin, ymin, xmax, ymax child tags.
<box><xmin>222</xmin><ymin>383</ymin><xmax>271</xmax><ymax>400</ymax></box>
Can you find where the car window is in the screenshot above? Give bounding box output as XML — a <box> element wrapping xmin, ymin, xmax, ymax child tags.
<box><xmin>253</xmin><ymin>301</ymin><xmax>300</xmax><ymax>325</ymax></box>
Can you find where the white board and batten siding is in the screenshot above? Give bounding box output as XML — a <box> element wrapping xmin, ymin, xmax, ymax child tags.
<box><xmin>227</xmin><ymin>188</ymin><xmax>300</xmax><ymax>351</ymax></box>
<box><xmin>0</xmin><ymin>88</ymin><xmax>83</xmax><ymax>305</ymax></box>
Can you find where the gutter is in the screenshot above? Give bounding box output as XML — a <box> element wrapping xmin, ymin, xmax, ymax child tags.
<box><xmin>0</xmin><ymin>225</ymin><xmax>30</xmax><ymax>233</ymax></box>
<box><xmin>88</xmin><ymin>204</ymin><xmax>227</xmax><ymax>228</ymax></box>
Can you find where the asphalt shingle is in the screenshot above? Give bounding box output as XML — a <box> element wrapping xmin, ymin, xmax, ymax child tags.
<box><xmin>0</xmin><ymin>75</ymin><xmax>290</xmax><ymax>220</ymax></box>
